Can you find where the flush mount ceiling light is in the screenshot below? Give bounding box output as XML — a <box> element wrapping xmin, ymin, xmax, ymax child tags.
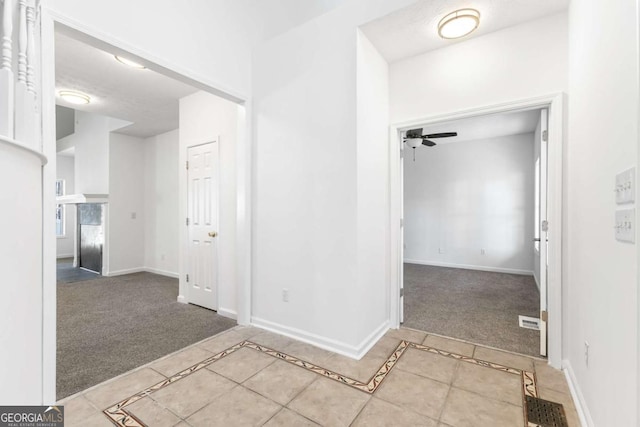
<box><xmin>114</xmin><ymin>55</ymin><xmax>146</xmax><ymax>69</ymax></box>
<box><xmin>438</xmin><ymin>8</ymin><xmax>480</xmax><ymax>39</ymax></box>
<box><xmin>58</xmin><ymin>90</ymin><xmax>91</xmax><ymax>105</ymax></box>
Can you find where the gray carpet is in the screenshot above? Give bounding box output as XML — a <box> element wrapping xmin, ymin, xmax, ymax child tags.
<box><xmin>57</xmin><ymin>272</ymin><xmax>236</xmax><ymax>399</ymax></box>
<box><xmin>403</xmin><ymin>264</ymin><xmax>541</xmax><ymax>357</ymax></box>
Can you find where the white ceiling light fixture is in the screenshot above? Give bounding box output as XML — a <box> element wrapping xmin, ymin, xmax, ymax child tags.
<box><xmin>58</xmin><ymin>90</ymin><xmax>91</xmax><ymax>105</ymax></box>
<box><xmin>438</xmin><ymin>8</ymin><xmax>480</xmax><ymax>39</ymax></box>
<box><xmin>114</xmin><ymin>55</ymin><xmax>146</xmax><ymax>69</ymax></box>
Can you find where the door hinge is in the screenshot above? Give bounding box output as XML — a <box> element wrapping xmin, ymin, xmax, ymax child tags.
<box><xmin>186</xmin><ymin>274</ymin><xmax>189</xmax><ymax>283</ymax></box>
<box><xmin>542</xmin><ymin>130</ymin><xmax>548</xmax><ymax>142</ymax></box>
<box><xmin>186</xmin><ymin>161</ymin><xmax>189</xmax><ymax>170</ymax></box>
<box><xmin>541</xmin><ymin>220</ymin><xmax>549</xmax><ymax>232</ymax></box>
<box><xmin>186</xmin><ymin>217</ymin><xmax>190</xmax><ymax>226</ymax></box>
<box><xmin>400</xmin><ymin>218</ymin><xmax>404</xmax><ymax>228</ymax></box>
<box><xmin>541</xmin><ymin>310</ymin><xmax>548</xmax><ymax>322</ymax></box>
<box><xmin>400</xmin><ymin>288</ymin><xmax>404</xmax><ymax>297</ymax></box>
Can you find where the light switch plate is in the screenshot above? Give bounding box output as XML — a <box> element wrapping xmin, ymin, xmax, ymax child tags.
<box><xmin>615</xmin><ymin>208</ymin><xmax>635</xmax><ymax>243</ymax></box>
<box><xmin>615</xmin><ymin>167</ymin><xmax>635</xmax><ymax>204</ymax></box>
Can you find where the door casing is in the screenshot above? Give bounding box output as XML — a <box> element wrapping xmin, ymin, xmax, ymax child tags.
<box><xmin>389</xmin><ymin>93</ymin><xmax>565</xmax><ymax>368</ymax></box>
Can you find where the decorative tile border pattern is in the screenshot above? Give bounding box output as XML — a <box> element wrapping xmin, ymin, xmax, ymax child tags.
<box><xmin>103</xmin><ymin>338</ymin><xmax>540</xmax><ymax>427</ymax></box>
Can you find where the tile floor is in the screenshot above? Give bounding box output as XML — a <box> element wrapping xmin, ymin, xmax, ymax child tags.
<box><xmin>58</xmin><ymin>326</ymin><xmax>580</xmax><ymax>427</ymax></box>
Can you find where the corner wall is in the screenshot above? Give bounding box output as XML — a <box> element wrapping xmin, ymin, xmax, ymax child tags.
<box><xmin>144</xmin><ymin>129</ymin><xmax>180</xmax><ymax>277</ymax></box>
<box><xmin>565</xmin><ymin>0</ymin><xmax>639</xmax><ymax>425</ymax></box>
<box><xmin>108</xmin><ymin>133</ymin><xmax>146</xmax><ymax>275</ymax></box>
<box><xmin>251</xmin><ymin>0</ymin><xmax>414</xmax><ymax>355</ymax></box>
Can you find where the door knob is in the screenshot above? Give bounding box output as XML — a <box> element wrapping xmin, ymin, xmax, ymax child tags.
<box><xmin>208</xmin><ymin>231</ymin><xmax>218</xmax><ymax>238</ymax></box>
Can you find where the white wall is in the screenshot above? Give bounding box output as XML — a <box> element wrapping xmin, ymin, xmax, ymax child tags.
<box><xmin>252</xmin><ymin>0</ymin><xmax>414</xmax><ymax>355</ymax></box>
<box><xmin>107</xmin><ymin>133</ymin><xmax>145</xmax><ymax>275</ymax></box>
<box><xmin>404</xmin><ymin>134</ymin><xmax>535</xmax><ymax>274</ymax></box>
<box><xmin>566</xmin><ymin>0</ymin><xmax>638</xmax><ymax>425</ymax></box>
<box><xmin>179</xmin><ymin>91</ymin><xmax>238</xmax><ymax>318</ymax></box>
<box><xmin>144</xmin><ymin>129</ymin><xmax>179</xmax><ymax>277</ymax></box>
<box><xmin>390</xmin><ymin>13</ymin><xmax>568</xmax><ymax>123</ymax></box>
<box><xmin>356</xmin><ymin>30</ymin><xmax>391</xmax><ymax>341</ymax></box>
<box><xmin>56</xmin><ymin>155</ymin><xmax>76</xmax><ymax>258</ymax></box>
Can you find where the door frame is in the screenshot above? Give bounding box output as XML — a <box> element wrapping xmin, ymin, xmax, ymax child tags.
<box><xmin>39</xmin><ymin>8</ymin><xmax>253</xmax><ymax>403</ymax></box>
<box><xmin>389</xmin><ymin>93</ymin><xmax>565</xmax><ymax>368</ymax></box>
<box><xmin>183</xmin><ymin>140</ymin><xmax>220</xmax><ymax>309</ymax></box>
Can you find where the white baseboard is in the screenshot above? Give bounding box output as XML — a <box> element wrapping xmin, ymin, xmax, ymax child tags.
<box><xmin>403</xmin><ymin>259</ymin><xmax>534</xmax><ymax>276</ymax></box>
<box><xmin>177</xmin><ymin>295</ymin><xmax>187</xmax><ymax>304</ymax></box>
<box><xmin>56</xmin><ymin>253</ymin><xmax>73</xmax><ymax>259</ymax></box>
<box><xmin>105</xmin><ymin>267</ymin><xmax>179</xmax><ymax>278</ymax></box>
<box><xmin>144</xmin><ymin>267</ymin><xmax>179</xmax><ymax>279</ymax></box>
<box><xmin>251</xmin><ymin>316</ymin><xmax>390</xmax><ymax>360</ymax></box>
<box><xmin>218</xmin><ymin>307</ymin><xmax>237</xmax><ymax>320</ymax></box>
<box><xmin>105</xmin><ymin>267</ymin><xmax>145</xmax><ymax>277</ymax></box>
<box><xmin>562</xmin><ymin>359</ymin><xmax>593</xmax><ymax>427</ymax></box>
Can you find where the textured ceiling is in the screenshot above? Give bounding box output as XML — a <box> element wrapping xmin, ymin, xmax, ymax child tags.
<box><xmin>55</xmin><ymin>32</ymin><xmax>198</xmax><ymax>138</ymax></box>
<box><xmin>406</xmin><ymin>109</ymin><xmax>541</xmax><ymax>146</ymax></box>
<box><xmin>361</xmin><ymin>0</ymin><xmax>569</xmax><ymax>63</ymax></box>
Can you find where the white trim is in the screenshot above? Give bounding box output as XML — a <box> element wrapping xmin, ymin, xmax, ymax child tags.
<box><xmin>563</xmin><ymin>360</ymin><xmax>593</xmax><ymax>427</ymax></box>
<box><xmin>217</xmin><ymin>308</ymin><xmax>237</xmax><ymax>320</ymax></box>
<box><xmin>403</xmin><ymin>259</ymin><xmax>534</xmax><ymax>276</ymax></box>
<box><xmin>106</xmin><ymin>267</ymin><xmax>145</xmax><ymax>277</ymax></box>
<box><xmin>389</xmin><ymin>92</ymin><xmax>565</xmax><ymax>368</ymax></box>
<box><xmin>177</xmin><ymin>295</ymin><xmax>187</xmax><ymax>304</ymax></box>
<box><xmin>143</xmin><ymin>267</ymin><xmax>179</xmax><ymax>279</ymax></box>
<box><xmin>56</xmin><ymin>253</ymin><xmax>73</xmax><ymax>259</ymax></box>
<box><xmin>251</xmin><ymin>317</ymin><xmax>390</xmax><ymax>360</ymax></box>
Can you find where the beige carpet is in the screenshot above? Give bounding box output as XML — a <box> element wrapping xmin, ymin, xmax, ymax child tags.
<box><xmin>57</xmin><ymin>272</ymin><xmax>236</xmax><ymax>399</ymax></box>
<box><xmin>403</xmin><ymin>264</ymin><xmax>541</xmax><ymax>357</ymax></box>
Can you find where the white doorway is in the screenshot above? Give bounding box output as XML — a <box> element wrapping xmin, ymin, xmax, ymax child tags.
<box><xmin>187</xmin><ymin>142</ymin><xmax>220</xmax><ymax>311</ymax></box>
<box><xmin>389</xmin><ymin>94</ymin><xmax>564</xmax><ymax>367</ymax></box>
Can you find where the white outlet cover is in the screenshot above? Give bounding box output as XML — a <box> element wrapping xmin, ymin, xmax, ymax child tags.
<box><xmin>615</xmin><ymin>167</ymin><xmax>635</xmax><ymax>204</ymax></box>
<box><xmin>615</xmin><ymin>208</ymin><xmax>635</xmax><ymax>243</ymax></box>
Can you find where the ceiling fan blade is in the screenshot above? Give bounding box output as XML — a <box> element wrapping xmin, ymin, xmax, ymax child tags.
<box><xmin>422</xmin><ymin>139</ymin><xmax>436</xmax><ymax>147</ymax></box>
<box><xmin>425</xmin><ymin>132</ymin><xmax>457</xmax><ymax>138</ymax></box>
<box><xmin>405</xmin><ymin>128</ymin><xmax>423</xmax><ymax>138</ymax></box>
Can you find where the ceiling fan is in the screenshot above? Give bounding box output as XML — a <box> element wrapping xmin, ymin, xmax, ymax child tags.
<box><xmin>403</xmin><ymin>128</ymin><xmax>458</xmax><ymax>161</ymax></box>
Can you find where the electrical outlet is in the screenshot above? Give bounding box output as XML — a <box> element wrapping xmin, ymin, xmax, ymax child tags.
<box><xmin>584</xmin><ymin>341</ymin><xmax>589</xmax><ymax>367</ymax></box>
<box><xmin>282</xmin><ymin>289</ymin><xmax>289</xmax><ymax>303</ymax></box>
<box><xmin>480</xmin><ymin>249</ymin><xmax>486</xmax><ymax>255</ymax></box>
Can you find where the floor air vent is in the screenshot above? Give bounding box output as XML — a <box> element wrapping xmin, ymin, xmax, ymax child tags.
<box><xmin>526</xmin><ymin>395</ymin><xmax>569</xmax><ymax>427</ymax></box>
<box><xmin>519</xmin><ymin>315</ymin><xmax>541</xmax><ymax>330</ymax></box>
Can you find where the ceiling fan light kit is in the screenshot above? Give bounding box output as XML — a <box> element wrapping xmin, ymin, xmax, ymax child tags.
<box><xmin>438</xmin><ymin>8</ymin><xmax>480</xmax><ymax>39</ymax></box>
<box><xmin>403</xmin><ymin>128</ymin><xmax>458</xmax><ymax>161</ymax></box>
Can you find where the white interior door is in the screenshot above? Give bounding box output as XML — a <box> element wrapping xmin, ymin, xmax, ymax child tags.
<box><xmin>187</xmin><ymin>142</ymin><xmax>219</xmax><ymax>311</ymax></box>
<box><xmin>538</xmin><ymin>109</ymin><xmax>549</xmax><ymax>356</ymax></box>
